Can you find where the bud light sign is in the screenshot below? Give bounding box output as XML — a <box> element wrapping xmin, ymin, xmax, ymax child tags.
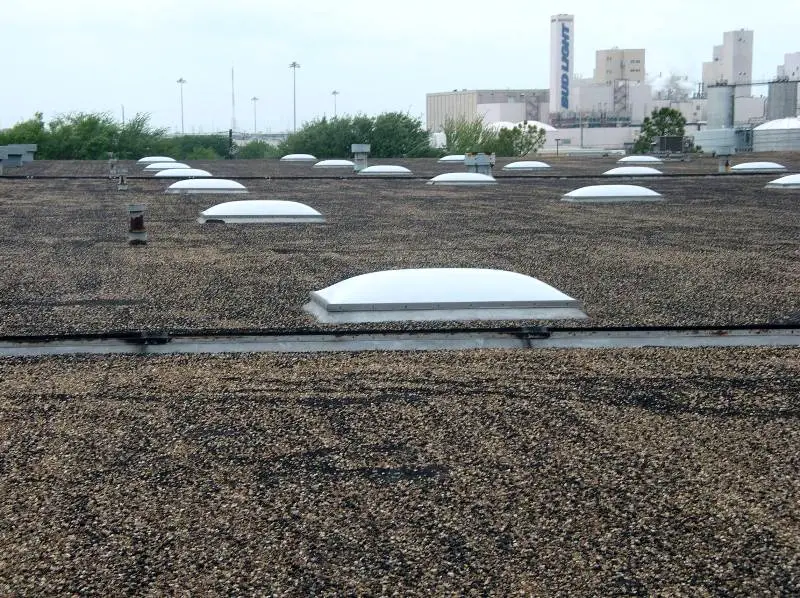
<box><xmin>560</xmin><ymin>23</ymin><xmax>570</xmax><ymax>110</ymax></box>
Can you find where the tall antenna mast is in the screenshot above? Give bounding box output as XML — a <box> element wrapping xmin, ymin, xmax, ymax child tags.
<box><xmin>231</xmin><ymin>67</ymin><xmax>237</xmax><ymax>132</ymax></box>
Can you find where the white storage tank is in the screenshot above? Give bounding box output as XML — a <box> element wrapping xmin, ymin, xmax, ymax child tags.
<box><xmin>753</xmin><ymin>117</ymin><xmax>800</xmax><ymax>152</ymax></box>
<box><xmin>707</xmin><ymin>86</ymin><xmax>735</xmax><ymax>130</ymax></box>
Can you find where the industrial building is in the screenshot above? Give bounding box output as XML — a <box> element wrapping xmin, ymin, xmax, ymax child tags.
<box><xmin>426</xmin><ymin>89</ymin><xmax>549</xmax><ymax>133</ymax></box>
<box><xmin>594</xmin><ymin>48</ymin><xmax>646</xmax><ymax>84</ymax></box>
<box><xmin>702</xmin><ymin>30</ymin><xmax>754</xmax><ymax>97</ymax></box>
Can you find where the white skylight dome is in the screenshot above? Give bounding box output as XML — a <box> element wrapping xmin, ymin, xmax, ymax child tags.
<box><xmin>502</xmin><ymin>161</ymin><xmax>551</xmax><ymax>171</ymax></box>
<box><xmin>730</xmin><ymin>162</ymin><xmax>787</xmax><ymax>173</ymax></box>
<box><xmin>313</xmin><ymin>159</ymin><xmax>355</xmax><ymax>168</ymax></box>
<box><xmin>765</xmin><ymin>174</ymin><xmax>800</xmax><ymax>189</ymax></box>
<box><xmin>154</xmin><ymin>168</ymin><xmax>212</xmax><ymax>178</ymax></box>
<box><xmin>144</xmin><ymin>162</ymin><xmax>191</xmax><ymax>171</ymax></box>
<box><xmin>437</xmin><ymin>154</ymin><xmax>466</xmax><ymax>163</ymax></box>
<box><xmin>562</xmin><ymin>184</ymin><xmax>663</xmax><ymax>203</ymax></box>
<box><xmin>280</xmin><ymin>153</ymin><xmax>317</xmax><ymax>162</ymax></box>
<box><xmin>603</xmin><ymin>166</ymin><xmax>663</xmax><ymax>176</ymax></box>
<box><xmin>303</xmin><ymin>268</ymin><xmax>587</xmax><ymax>323</ymax></box>
<box><xmin>358</xmin><ymin>165</ymin><xmax>413</xmax><ymax>176</ymax></box>
<box><xmin>516</xmin><ymin>120</ymin><xmax>557</xmax><ymax>132</ymax></box>
<box><xmin>754</xmin><ymin>117</ymin><xmax>800</xmax><ymax>131</ymax></box>
<box><xmin>137</xmin><ymin>156</ymin><xmax>176</xmax><ymax>164</ymax></box>
<box><xmin>428</xmin><ymin>172</ymin><xmax>497</xmax><ymax>186</ymax></box>
<box><xmin>198</xmin><ymin>200</ymin><xmax>324</xmax><ymax>224</ymax></box>
<box><xmin>165</xmin><ymin>179</ymin><xmax>248</xmax><ymax>194</ymax></box>
<box><xmin>617</xmin><ymin>155</ymin><xmax>663</xmax><ymax>164</ymax></box>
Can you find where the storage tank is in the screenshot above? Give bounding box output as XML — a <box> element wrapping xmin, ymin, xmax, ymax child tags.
<box><xmin>707</xmin><ymin>85</ymin><xmax>735</xmax><ymax>129</ymax></box>
<box><xmin>766</xmin><ymin>81</ymin><xmax>799</xmax><ymax>121</ymax></box>
<box><xmin>753</xmin><ymin>117</ymin><xmax>800</xmax><ymax>152</ymax></box>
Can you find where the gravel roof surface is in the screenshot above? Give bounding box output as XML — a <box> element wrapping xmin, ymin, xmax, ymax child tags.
<box><xmin>1</xmin><ymin>347</ymin><xmax>798</xmax><ymax>595</ymax></box>
<box><xmin>1</xmin><ymin>157</ymin><xmax>799</xmax><ymax>334</ymax></box>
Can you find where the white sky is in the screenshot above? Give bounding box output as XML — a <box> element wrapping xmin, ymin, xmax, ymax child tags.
<box><xmin>1</xmin><ymin>0</ymin><xmax>797</xmax><ymax>133</ymax></box>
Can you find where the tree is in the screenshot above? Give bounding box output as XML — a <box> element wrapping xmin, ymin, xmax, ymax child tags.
<box><xmin>491</xmin><ymin>123</ymin><xmax>546</xmax><ymax>157</ymax></box>
<box><xmin>237</xmin><ymin>140</ymin><xmax>281</xmax><ymax>159</ymax></box>
<box><xmin>370</xmin><ymin>112</ymin><xmax>434</xmax><ymax>157</ymax></box>
<box><xmin>441</xmin><ymin>115</ymin><xmax>496</xmax><ymax>154</ymax></box>
<box><xmin>0</xmin><ymin>112</ymin><xmax>47</xmax><ymax>148</ymax></box>
<box><xmin>633</xmin><ymin>108</ymin><xmax>686</xmax><ymax>154</ymax></box>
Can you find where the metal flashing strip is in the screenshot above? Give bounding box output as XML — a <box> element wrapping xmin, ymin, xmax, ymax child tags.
<box><xmin>0</xmin><ymin>326</ymin><xmax>797</xmax><ymax>357</ymax></box>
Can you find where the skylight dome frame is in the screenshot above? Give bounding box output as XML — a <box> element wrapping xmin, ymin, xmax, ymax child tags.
<box><xmin>357</xmin><ymin>165</ymin><xmax>413</xmax><ymax>176</ymax></box>
<box><xmin>313</xmin><ymin>159</ymin><xmax>355</xmax><ymax>169</ymax></box>
<box><xmin>765</xmin><ymin>174</ymin><xmax>800</xmax><ymax>189</ymax></box>
<box><xmin>730</xmin><ymin>162</ymin><xmax>787</xmax><ymax>173</ymax></box>
<box><xmin>502</xmin><ymin>161</ymin><xmax>551</xmax><ymax>171</ymax></box>
<box><xmin>304</xmin><ymin>268</ymin><xmax>587</xmax><ymax>323</ymax></box>
<box><xmin>137</xmin><ymin>156</ymin><xmax>176</xmax><ymax>165</ymax></box>
<box><xmin>562</xmin><ymin>184</ymin><xmax>663</xmax><ymax>203</ymax></box>
<box><xmin>198</xmin><ymin>200</ymin><xmax>324</xmax><ymax>224</ymax></box>
<box><xmin>428</xmin><ymin>172</ymin><xmax>498</xmax><ymax>186</ymax></box>
<box><xmin>144</xmin><ymin>162</ymin><xmax>191</xmax><ymax>171</ymax></box>
<box><xmin>154</xmin><ymin>168</ymin><xmax>213</xmax><ymax>178</ymax></box>
<box><xmin>280</xmin><ymin>153</ymin><xmax>317</xmax><ymax>162</ymax></box>
<box><xmin>165</xmin><ymin>179</ymin><xmax>249</xmax><ymax>194</ymax></box>
<box><xmin>603</xmin><ymin>166</ymin><xmax>663</xmax><ymax>176</ymax></box>
<box><xmin>617</xmin><ymin>155</ymin><xmax>663</xmax><ymax>164</ymax></box>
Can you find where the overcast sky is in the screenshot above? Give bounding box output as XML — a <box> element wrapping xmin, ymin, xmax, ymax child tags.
<box><xmin>1</xmin><ymin>0</ymin><xmax>797</xmax><ymax>134</ymax></box>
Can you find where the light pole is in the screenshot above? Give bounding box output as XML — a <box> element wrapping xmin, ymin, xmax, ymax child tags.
<box><xmin>289</xmin><ymin>61</ymin><xmax>300</xmax><ymax>132</ymax></box>
<box><xmin>251</xmin><ymin>96</ymin><xmax>259</xmax><ymax>134</ymax></box>
<box><xmin>332</xmin><ymin>90</ymin><xmax>339</xmax><ymax>117</ymax></box>
<box><xmin>176</xmin><ymin>78</ymin><xmax>186</xmax><ymax>134</ymax></box>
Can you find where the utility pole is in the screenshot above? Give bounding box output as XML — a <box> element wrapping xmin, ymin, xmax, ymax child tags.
<box><xmin>251</xmin><ymin>96</ymin><xmax>259</xmax><ymax>134</ymax></box>
<box><xmin>332</xmin><ymin>90</ymin><xmax>339</xmax><ymax>117</ymax></box>
<box><xmin>176</xmin><ymin>78</ymin><xmax>186</xmax><ymax>134</ymax></box>
<box><xmin>289</xmin><ymin>61</ymin><xmax>300</xmax><ymax>132</ymax></box>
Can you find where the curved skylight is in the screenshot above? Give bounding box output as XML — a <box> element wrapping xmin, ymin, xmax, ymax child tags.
<box><xmin>137</xmin><ymin>156</ymin><xmax>176</xmax><ymax>164</ymax></box>
<box><xmin>144</xmin><ymin>162</ymin><xmax>191</xmax><ymax>171</ymax></box>
<box><xmin>754</xmin><ymin>117</ymin><xmax>800</xmax><ymax>131</ymax></box>
<box><xmin>165</xmin><ymin>179</ymin><xmax>248</xmax><ymax>194</ymax></box>
<box><xmin>502</xmin><ymin>161</ymin><xmax>551</xmax><ymax>171</ymax></box>
<box><xmin>437</xmin><ymin>155</ymin><xmax>466</xmax><ymax>163</ymax></box>
<box><xmin>428</xmin><ymin>173</ymin><xmax>497</xmax><ymax>186</ymax></box>
<box><xmin>154</xmin><ymin>168</ymin><xmax>212</xmax><ymax>178</ymax></box>
<box><xmin>603</xmin><ymin>166</ymin><xmax>663</xmax><ymax>176</ymax></box>
<box><xmin>730</xmin><ymin>162</ymin><xmax>787</xmax><ymax>173</ymax></box>
<box><xmin>617</xmin><ymin>155</ymin><xmax>663</xmax><ymax>164</ymax></box>
<box><xmin>562</xmin><ymin>184</ymin><xmax>663</xmax><ymax>203</ymax></box>
<box><xmin>198</xmin><ymin>200</ymin><xmax>324</xmax><ymax>224</ymax></box>
<box><xmin>313</xmin><ymin>159</ymin><xmax>355</xmax><ymax>168</ymax></box>
<box><xmin>357</xmin><ymin>165</ymin><xmax>413</xmax><ymax>176</ymax></box>
<box><xmin>303</xmin><ymin>268</ymin><xmax>587</xmax><ymax>323</ymax></box>
<box><xmin>765</xmin><ymin>174</ymin><xmax>800</xmax><ymax>189</ymax></box>
<box><xmin>280</xmin><ymin>153</ymin><xmax>317</xmax><ymax>162</ymax></box>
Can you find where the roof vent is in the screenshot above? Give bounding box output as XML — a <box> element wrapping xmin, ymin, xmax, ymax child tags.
<box><xmin>304</xmin><ymin>268</ymin><xmax>587</xmax><ymax>323</ymax></box>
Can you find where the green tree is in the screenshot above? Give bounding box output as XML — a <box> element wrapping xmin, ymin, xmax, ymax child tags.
<box><xmin>237</xmin><ymin>140</ymin><xmax>280</xmax><ymax>159</ymax></box>
<box><xmin>633</xmin><ymin>108</ymin><xmax>686</xmax><ymax>154</ymax></box>
<box><xmin>442</xmin><ymin>115</ymin><xmax>497</xmax><ymax>154</ymax></box>
<box><xmin>491</xmin><ymin>123</ymin><xmax>546</xmax><ymax>157</ymax></box>
<box><xmin>0</xmin><ymin>112</ymin><xmax>47</xmax><ymax>148</ymax></box>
